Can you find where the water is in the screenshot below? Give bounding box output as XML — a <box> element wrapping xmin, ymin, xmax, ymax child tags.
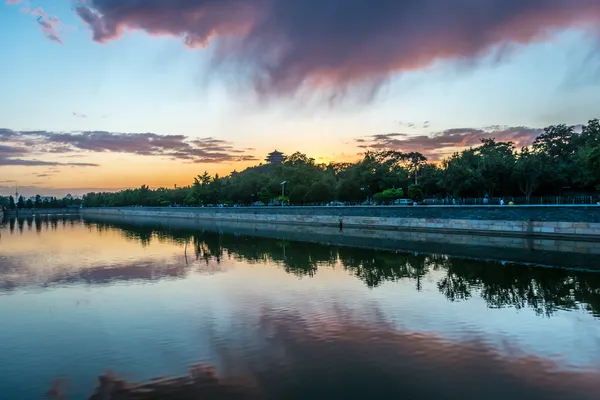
<box><xmin>1</xmin><ymin>215</ymin><xmax>600</xmax><ymax>399</ymax></box>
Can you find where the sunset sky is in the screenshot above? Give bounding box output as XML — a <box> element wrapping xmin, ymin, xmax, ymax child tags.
<box><xmin>1</xmin><ymin>0</ymin><xmax>600</xmax><ymax>197</ymax></box>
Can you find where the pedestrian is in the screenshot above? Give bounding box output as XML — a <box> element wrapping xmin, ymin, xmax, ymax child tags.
<box><xmin>500</xmin><ymin>198</ymin><xmax>505</xmax><ymax>206</ymax></box>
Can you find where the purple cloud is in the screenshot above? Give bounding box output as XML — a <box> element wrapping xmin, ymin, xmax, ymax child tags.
<box><xmin>73</xmin><ymin>0</ymin><xmax>600</xmax><ymax>97</ymax></box>
<box><xmin>0</xmin><ymin>129</ymin><xmax>256</xmax><ymax>164</ymax></box>
<box><xmin>358</xmin><ymin>126</ymin><xmax>543</xmax><ymax>161</ymax></box>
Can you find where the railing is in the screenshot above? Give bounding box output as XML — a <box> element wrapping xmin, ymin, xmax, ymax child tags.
<box><xmin>459</xmin><ymin>195</ymin><xmax>600</xmax><ymax>206</ymax></box>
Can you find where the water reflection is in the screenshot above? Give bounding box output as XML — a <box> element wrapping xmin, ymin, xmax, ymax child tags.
<box><xmin>1</xmin><ymin>216</ymin><xmax>600</xmax><ymax>318</ymax></box>
<box><xmin>2</xmin><ymin>216</ymin><xmax>600</xmax><ymax>399</ymax></box>
<box><xmin>48</xmin><ymin>306</ymin><xmax>600</xmax><ymax>400</ymax></box>
<box><xmin>85</xmin><ymin>218</ymin><xmax>600</xmax><ymax>318</ymax></box>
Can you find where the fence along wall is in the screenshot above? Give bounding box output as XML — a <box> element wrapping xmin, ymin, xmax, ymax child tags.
<box><xmin>82</xmin><ymin>206</ymin><xmax>600</xmax><ymax>240</ymax></box>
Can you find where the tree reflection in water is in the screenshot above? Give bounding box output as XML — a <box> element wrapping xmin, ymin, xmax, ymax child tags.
<box><xmin>2</xmin><ymin>216</ymin><xmax>599</xmax><ymax>318</ymax></box>
<box><xmin>76</xmin><ymin>218</ymin><xmax>600</xmax><ymax>319</ymax></box>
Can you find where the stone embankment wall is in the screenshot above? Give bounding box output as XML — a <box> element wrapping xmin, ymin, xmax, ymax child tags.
<box><xmin>82</xmin><ymin>205</ymin><xmax>600</xmax><ymax>240</ymax></box>
<box><xmin>85</xmin><ymin>214</ymin><xmax>600</xmax><ymax>270</ymax></box>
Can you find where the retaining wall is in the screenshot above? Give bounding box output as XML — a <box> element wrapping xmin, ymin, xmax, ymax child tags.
<box><xmin>82</xmin><ymin>205</ymin><xmax>600</xmax><ymax>240</ymax></box>
<box><xmin>84</xmin><ymin>214</ymin><xmax>600</xmax><ymax>270</ymax></box>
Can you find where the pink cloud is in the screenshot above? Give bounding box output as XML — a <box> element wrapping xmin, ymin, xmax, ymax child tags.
<box><xmin>357</xmin><ymin>126</ymin><xmax>543</xmax><ymax>161</ymax></box>
<box><xmin>73</xmin><ymin>0</ymin><xmax>600</xmax><ymax>97</ymax></box>
<box><xmin>25</xmin><ymin>7</ymin><xmax>63</xmax><ymax>44</ymax></box>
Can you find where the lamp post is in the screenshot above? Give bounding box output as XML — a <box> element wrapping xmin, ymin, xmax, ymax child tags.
<box><xmin>281</xmin><ymin>181</ymin><xmax>287</xmax><ymax>207</ymax></box>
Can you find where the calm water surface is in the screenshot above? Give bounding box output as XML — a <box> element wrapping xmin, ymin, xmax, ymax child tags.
<box><xmin>1</xmin><ymin>216</ymin><xmax>600</xmax><ymax>399</ymax></box>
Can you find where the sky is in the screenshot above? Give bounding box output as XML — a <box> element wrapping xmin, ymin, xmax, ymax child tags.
<box><xmin>1</xmin><ymin>0</ymin><xmax>600</xmax><ymax>197</ymax></box>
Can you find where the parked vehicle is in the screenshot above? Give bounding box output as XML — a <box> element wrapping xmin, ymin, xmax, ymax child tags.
<box><xmin>394</xmin><ymin>199</ymin><xmax>412</xmax><ymax>206</ymax></box>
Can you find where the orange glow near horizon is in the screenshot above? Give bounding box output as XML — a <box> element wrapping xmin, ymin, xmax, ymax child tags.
<box><xmin>1</xmin><ymin>139</ymin><xmax>363</xmax><ymax>194</ymax></box>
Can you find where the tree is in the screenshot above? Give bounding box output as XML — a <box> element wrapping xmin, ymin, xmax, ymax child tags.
<box><xmin>17</xmin><ymin>195</ymin><xmax>25</xmax><ymax>209</ymax></box>
<box><xmin>257</xmin><ymin>186</ymin><xmax>273</xmax><ymax>204</ymax></box>
<box><xmin>76</xmin><ymin>118</ymin><xmax>600</xmax><ymax>208</ymax></box>
<box><xmin>408</xmin><ymin>184</ymin><xmax>424</xmax><ymax>202</ymax></box>
<box><xmin>442</xmin><ymin>149</ymin><xmax>482</xmax><ymax>199</ymax></box>
<box><xmin>9</xmin><ymin>196</ymin><xmax>16</xmax><ymax>210</ymax></box>
<box><xmin>26</xmin><ymin>198</ymin><xmax>33</xmax><ymax>209</ymax></box>
<box><xmin>0</xmin><ymin>196</ymin><xmax>9</xmax><ymax>210</ymax></box>
<box><xmin>373</xmin><ymin>188</ymin><xmax>404</xmax><ymax>203</ymax></box>
<box><xmin>34</xmin><ymin>195</ymin><xmax>42</xmax><ymax>208</ymax></box>
<box><xmin>573</xmin><ymin>119</ymin><xmax>600</xmax><ymax>189</ymax></box>
<box><xmin>532</xmin><ymin>124</ymin><xmax>576</xmax><ymax>188</ymax></box>
<box><xmin>513</xmin><ymin>147</ymin><xmax>545</xmax><ymax>203</ymax></box>
<box><xmin>477</xmin><ymin>138</ymin><xmax>516</xmax><ymax>198</ymax></box>
<box><xmin>418</xmin><ymin>164</ymin><xmax>443</xmax><ymax>198</ymax></box>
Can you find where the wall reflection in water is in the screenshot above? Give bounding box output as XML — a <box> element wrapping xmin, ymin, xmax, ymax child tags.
<box><xmin>2</xmin><ymin>216</ymin><xmax>599</xmax><ymax>318</ymax></box>
<box><xmin>1</xmin><ymin>216</ymin><xmax>600</xmax><ymax>399</ymax></box>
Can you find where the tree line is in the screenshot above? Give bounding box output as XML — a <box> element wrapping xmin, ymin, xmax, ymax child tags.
<box><xmin>21</xmin><ymin>118</ymin><xmax>600</xmax><ymax>208</ymax></box>
<box><xmin>0</xmin><ymin>195</ymin><xmax>82</xmax><ymax>210</ymax></box>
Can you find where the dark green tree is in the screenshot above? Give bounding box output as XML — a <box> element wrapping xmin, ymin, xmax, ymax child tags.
<box><xmin>408</xmin><ymin>184</ymin><xmax>424</xmax><ymax>202</ymax></box>
<box><xmin>477</xmin><ymin>138</ymin><xmax>516</xmax><ymax>198</ymax></box>
<box><xmin>513</xmin><ymin>147</ymin><xmax>545</xmax><ymax>202</ymax></box>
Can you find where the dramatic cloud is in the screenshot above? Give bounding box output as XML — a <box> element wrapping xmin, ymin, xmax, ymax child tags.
<box><xmin>358</xmin><ymin>126</ymin><xmax>543</xmax><ymax>161</ymax></box>
<box><xmin>74</xmin><ymin>0</ymin><xmax>600</xmax><ymax>96</ymax></box>
<box><xmin>0</xmin><ymin>129</ymin><xmax>256</xmax><ymax>164</ymax></box>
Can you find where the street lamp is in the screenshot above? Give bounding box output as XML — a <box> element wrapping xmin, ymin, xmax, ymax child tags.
<box><xmin>281</xmin><ymin>181</ymin><xmax>287</xmax><ymax>207</ymax></box>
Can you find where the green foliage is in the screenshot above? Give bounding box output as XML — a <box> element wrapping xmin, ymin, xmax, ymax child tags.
<box><xmin>408</xmin><ymin>184</ymin><xmax>424</xmax><ymax>202</ymax></box>
<box><xmin>275</xmin><ymin>195</ymin><xmax>289</xmax><ymax>204</ymax></box>
<box><xmin>477</xmin><ymin>138</ymin><xmax>516</xmax><ymax>198</ymax></box>
<box><xmin>79</xmin><ymin>119</ymin><xmax>600</xmax><ymax>207</ymax></box>
<box><xmin>0</xmin><ymin>196</ymin><xmax>10</xmax><ymax>209</ymax></box>
<box><xmin>513</xmin><ymin>147</ymin><xmax>545</xmax><ymax>202</ymax></box>
<box><xmin>372</xmin><ymin>188</ymin><xmax>404</xmax><ymax>203</ymax></box>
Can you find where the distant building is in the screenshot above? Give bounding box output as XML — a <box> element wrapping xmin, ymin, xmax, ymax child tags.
<box><xmin>265</xmin><ymin>150</ymin><xmax>286</xmax><ymax>165</ymax></box>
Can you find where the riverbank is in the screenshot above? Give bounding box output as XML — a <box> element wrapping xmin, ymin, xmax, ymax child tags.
<box><xmin>84</xmin><ymin>214</ymin><xmax>600</xmax><ymax>271</ymax></box>
<box><xmin>81</xmin><ymin>205</ymin><xmax>600</xmax><ymax>241</ymax></box>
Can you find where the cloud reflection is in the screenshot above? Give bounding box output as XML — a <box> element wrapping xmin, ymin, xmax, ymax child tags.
<box><xmin>2</xmin><ymin>216</ymin><xmax>600</xmax><ymax>318</ymax></box>
<box><xmin>51</xmin><ymin>305</ymin><xmax>600</xmax><ymax>399</ymax></box>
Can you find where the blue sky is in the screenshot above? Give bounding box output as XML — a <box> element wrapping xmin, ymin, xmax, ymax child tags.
<box><xmin>1</xmin><ymin>0</ymin><xmax>600</xmax><ymax>196</ymax></box>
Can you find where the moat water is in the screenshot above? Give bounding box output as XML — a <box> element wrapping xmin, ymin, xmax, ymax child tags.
<box><xmin>1</xmin><ymin>216</ymin><xmax>600</xmax><ymax>399</ymax></box>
